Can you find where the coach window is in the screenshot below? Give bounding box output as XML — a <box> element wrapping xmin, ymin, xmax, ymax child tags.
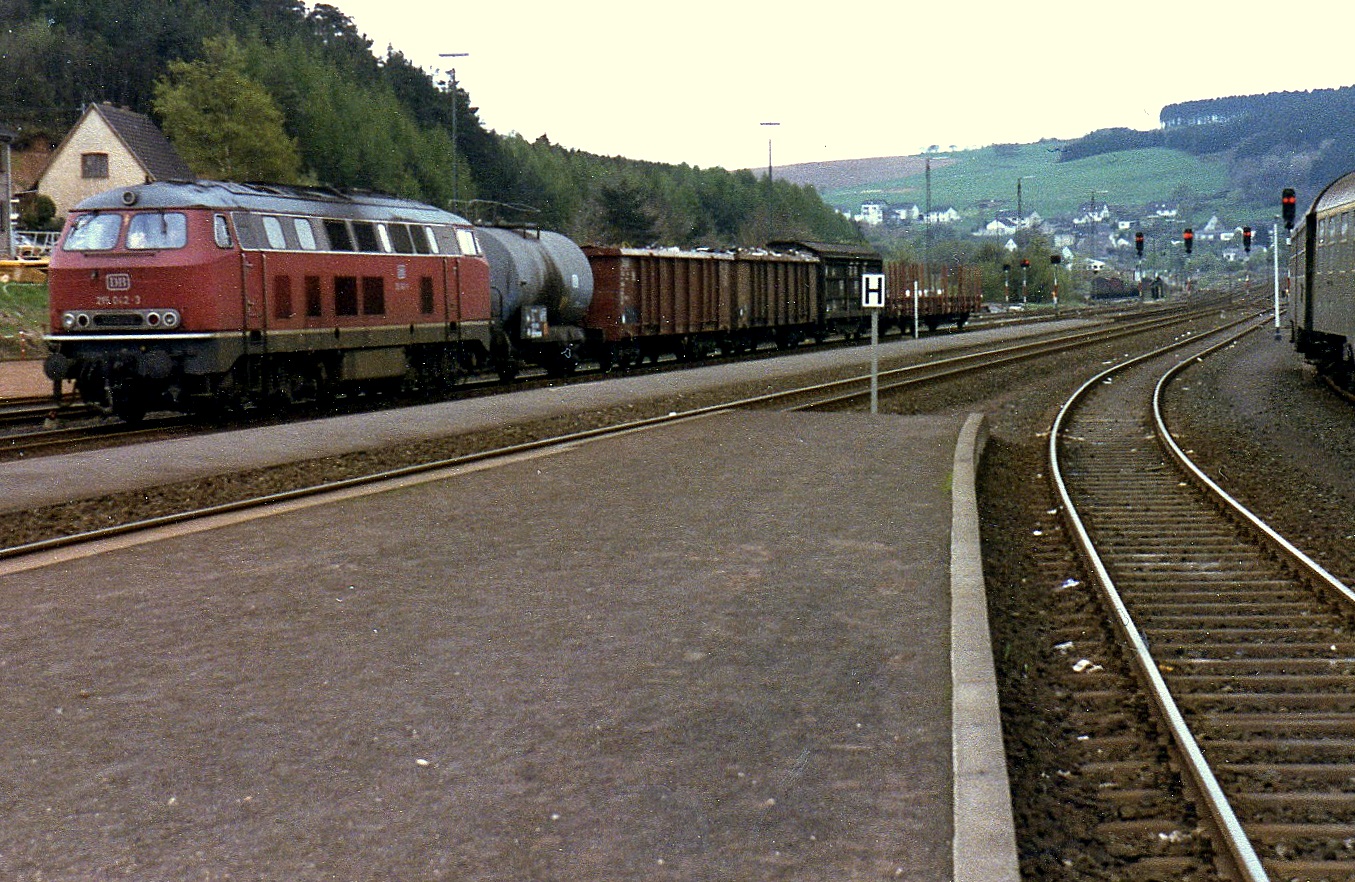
<box><xmin>335</xmin><ymin>276</ymin><xmax>359</xmax><ymax>316</ymax></box>
<box><xmin>127</xmin><ymin>212</ymin><xmax>188</xmax><ymax>250</ymax></box>
<box><xmin>214</xmin><ymin>214</ymin><xmax>232</xmax><ymax>248</ymax></box>
<box><xmin>293</xmin><ymin>218</ymin><xmax>318</xmax><ymax>251</ymax></box>
<box><xmin>352</xmin><ymin>222</ymin><xmax>381</xmax><ymax>253</ymax></box>
<box><xmin>262</xmin><ymin>215</ymin><xmax>287</xmax><ymax>249</ymax></box>
<box><xmin>389</xmin><ymin>223</ymin><xmax>415</xmax><ymax>254</ymax></box>
<box><xmin>324</xmin><ymin>219</ymin><xmax>354</xmax><ymax>252</ymax></box>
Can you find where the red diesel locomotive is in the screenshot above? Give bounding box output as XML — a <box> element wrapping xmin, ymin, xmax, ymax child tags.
<box><xmin>44</xmin><ymin>180</ymin><xmax>503</xmax><ymax>420</ymax></box>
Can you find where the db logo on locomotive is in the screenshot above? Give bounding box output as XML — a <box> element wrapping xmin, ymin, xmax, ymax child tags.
<box><xmin>105</xmin><ymin>273</ymin><xmax>131</xmax><ymax>291</ymax></box>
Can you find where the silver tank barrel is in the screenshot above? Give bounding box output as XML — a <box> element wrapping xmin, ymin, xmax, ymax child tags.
<box><xmin>477</xmin><ymin>226</ymin><xmax>594</xmax><ymax>325</ymax></box>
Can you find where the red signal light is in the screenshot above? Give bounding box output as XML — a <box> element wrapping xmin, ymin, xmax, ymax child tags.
<box><xmin>1183</xmin><ymin>228</ymin><xmax>1194</xmax><ymax>255</ymax></box>
<box><xmin>1242</xmin><ymin>226</ymin><xmax>1252</xmax><ymax>253</ymax></box>
<box><xmin>1282</xmin><ymin>188</ymin><xmax>1297</xmax><ymax>229</ymax></box>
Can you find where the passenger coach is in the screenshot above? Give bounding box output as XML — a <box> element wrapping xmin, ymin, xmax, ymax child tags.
<box><xmin>1292</xmin><ymin>170</ymin><xmax>1355</xmax><ymax>381</ymax></box>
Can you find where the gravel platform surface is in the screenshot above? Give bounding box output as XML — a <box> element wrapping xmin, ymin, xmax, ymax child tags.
<box><xmin>0</xmin><ymin>411</ymin><xmax>965</xmax><ymax>881</ymax></box>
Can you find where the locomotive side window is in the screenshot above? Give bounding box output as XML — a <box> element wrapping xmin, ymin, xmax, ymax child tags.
<box><xmin>455</xmin><ymin>228</ymin><xmax>480</xmax><ymax>256</ymax></box>
<box><xmin>375</xmin><ymin>224</ymin><xmax>394</xmax><ymax>253</ymax></box>
<box><xmin>294</xmin><ymin>218</ymin><xmax>318</xmax><ymax>251</ymax></box>
<box><xmin>262</xmin><ymin>215</ymin><xmax>287</xmax><ymax>249</ymax></box>
<box><xmin>231</xmin><ymin>212</ymin><xmax>261</xmax><ymax>249</ymax></box>
<box><xmin>274</xmin><ymin>275</ymin><xmax>295</xmax><ymax>319</ymax></box>
<box><xmin>214</xmin><ymin>214</ymin><xmax>232</xmax><ymax>248</ymax></box>
<box><xmin>324</xmin><ymin>220</ymin><xmax>354</xmax><ymax>252</ymax></box>
<box><xmin>362</xmin><ymin>277</ymin><xmax>385</xmax><ymax>315</ymax></box>
<box><xmin>411</xmin><ymin>226</ymin><xmax>433</xmax><ymax>254</ymax></box>
<box><xmin>127</xmin><ymin>212</ymin><xmax>188</xmax><ymax>250</ymax></box>
<box><xmin>419</xmin><ymin>276</ymin><xmax>435</xmax><ymax>314</ymax></box>
<box><xmin>335</xmin><ymin>276</ymin><xmax>359</xmax><ymax>315</ymax></box>
<box><xmin>63</xmin><ymin>213</ymin><xmax>122</xmax><ymax>251</ymax></box>
<box><xmin>305</xmin><ymin>276</ymin><xmax>322</xmax><ymax>317</ymax></box>
<box><xmin>389</xmin><ymin>223</ymin><xmax>416</xmax><ymax>254</ymax></box>
<box><xmin>352</xmin><ymin>222</ymin><xmax>381</xmax><ymax>253</ymax></box>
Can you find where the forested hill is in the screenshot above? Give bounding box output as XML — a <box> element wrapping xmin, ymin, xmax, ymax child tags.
<box><xmin>0</xmin><ymin>0</ymin><xmax>856</xmax><ymax>245</ymax></box>
<box><xmin>1060</xmin><ymin>85</ymin><xmax>1355</xmax><ymax>208</ymax></box>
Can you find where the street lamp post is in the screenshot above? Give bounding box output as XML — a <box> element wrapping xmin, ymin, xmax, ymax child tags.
<box><xmin>759</xmin><ymin>121</ymin><xmax>779</xmax><ymax>242</ymax></box>
<box><xmin>760</xmin><ymin>121</ymin><xmax>779</xmax><ymax>181</ymax></box>
<box><xmin>439</xmin><ymin>52</ymin><xmax>469</xmax><ymax>210</ymax></box>
<box><xmin>0</xmin><ymin>126</ymin><xmax>14</xmax><ymax>261</ymax></box>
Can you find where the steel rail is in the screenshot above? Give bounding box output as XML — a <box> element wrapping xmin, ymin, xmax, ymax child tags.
<box><xmin>1047</xmin><ymin>317</ymin><xmax>1272</xmax><ymax>882</ymax></box>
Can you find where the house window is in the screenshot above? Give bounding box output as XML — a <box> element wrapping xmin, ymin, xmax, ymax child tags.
<box><xmin>81</xmin><ymin>153</ymin><xmax>109</xmax><ymax>179</ymax></box>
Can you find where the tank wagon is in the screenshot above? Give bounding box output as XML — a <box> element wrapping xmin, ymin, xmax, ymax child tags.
<box><xmin>477</xmin><ymin>225</ymin><xmax>594</xmax><ymax>378</ymax></box>
<box><xmin>1291</xmin><ymin>169</ymin><xmax>1355</xmax><ymax>383</ymax></box>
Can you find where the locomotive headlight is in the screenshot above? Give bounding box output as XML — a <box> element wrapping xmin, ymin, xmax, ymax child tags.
<box><xmin>62</xmin><ymin>311</ymin><xmax>77</xmax><ymax>330</ymax></box>
<box><xmin>161</xmin><ymin>310</ymin><xmax>180</xmax><ymax>328</ymax></box>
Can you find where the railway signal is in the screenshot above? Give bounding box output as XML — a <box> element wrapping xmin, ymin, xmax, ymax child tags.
<box><xmin>1134</xmin><ymin>231</ymin><xmax>1144</xmax><ymax>258</ymax></box>
<box><xmin>1183</xmin><ymin>228</ymin><xmax>1194</xmax><ymax>255</ymax></box>
<box><xmin>1242</xmin><ymin>226</ymin><xmax>1252</xmax><ymax>254</ymax></box>
<box><xmin>1282</xmin><ymin>188</ymin><xmax>1297</xmax><ymax>229</ymax></box>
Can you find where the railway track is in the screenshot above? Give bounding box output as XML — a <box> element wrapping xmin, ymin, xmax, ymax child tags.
<box><xmin>0</xmin><ymin>298</ymin><xmax>1251</xmax><ymax>559</ymax></box>
<box><xmin>1052</xmin><ymin>319</ymin><xmax>1355</xmax><ymax>881</ymax></box>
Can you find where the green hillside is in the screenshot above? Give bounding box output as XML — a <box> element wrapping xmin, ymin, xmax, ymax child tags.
<box><xmin>816</xmin><ymin>142</ymin><xmax>1244</xmax><ymax>228</ymax></box>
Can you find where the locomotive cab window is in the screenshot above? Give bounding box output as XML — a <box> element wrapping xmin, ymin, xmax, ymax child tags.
<box><xmin>214</xmin><ymin>214</ymin><xmax>232</xmax><ymax>248</ymax></box>
<box><xmin>63</xmin><ymin>213</ymin><xmax>123</xmax><ymax>251</ymax></box>
<box><xmin>126</xmin><ymin>212</ymin><xmax>188</xmax><ymax>250</ymax></box>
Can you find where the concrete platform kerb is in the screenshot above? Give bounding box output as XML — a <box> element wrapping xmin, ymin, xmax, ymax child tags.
<box><xmin>950</xmin><ymin>412</ymin><xmax>1019</xmax><ymax>881</ymax></box>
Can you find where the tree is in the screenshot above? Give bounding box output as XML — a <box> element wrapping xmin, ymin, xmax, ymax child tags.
<box><xmin>152</xmin><ymin>35</ymin><xmax>303</xmax><ymax>183</ymax></box>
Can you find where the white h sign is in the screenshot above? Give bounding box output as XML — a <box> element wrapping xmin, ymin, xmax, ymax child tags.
<box><xmin>861</xmin><ymin>273</ymin><xmax>885</xmax><ymax>309</ymax></box>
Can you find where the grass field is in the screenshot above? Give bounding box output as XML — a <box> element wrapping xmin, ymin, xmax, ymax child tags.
<box><xmin>816</xmin><ymin>142</ymin><xmax>1241</xmax><ymax>224</ymax></box>
<box><xmin>0</xmin><ymin>281</ymin><xmax>47</xmax><ymax>359</ymax></box>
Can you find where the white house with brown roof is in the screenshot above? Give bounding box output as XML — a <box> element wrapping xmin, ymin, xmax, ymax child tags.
<box><xmin>37</xmin><ymin>103</ymin><xmax>194</xmax><ymax>220</ymax></box>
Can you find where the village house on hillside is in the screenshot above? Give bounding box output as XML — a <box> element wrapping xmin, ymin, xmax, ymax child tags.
<box><xmin>37</xmin><ymin>103</ymin><xmax>193</xmax><ymax>220</ymax></box>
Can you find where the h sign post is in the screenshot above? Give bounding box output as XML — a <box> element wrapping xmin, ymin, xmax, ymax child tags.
<box><xmin>861</xmin><ymin>273</ymin><xmax>886</xmax><ymax>414</ymax></box>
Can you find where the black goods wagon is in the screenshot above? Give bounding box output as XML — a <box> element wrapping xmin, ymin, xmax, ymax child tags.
<box><xmin>769</xmin><ymin>241</ymin><xmax>884</xmax><ymax>341</ymax></box>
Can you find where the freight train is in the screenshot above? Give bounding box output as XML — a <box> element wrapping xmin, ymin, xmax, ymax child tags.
<box><xmin>43</xmin><ymin>180</ymin><xmax>979</xmax><ymax>421</ymax></box>
<box><xmin>1291</xmin><ymin>170</ymin><xmax>1355</xmax><ymax>383</ymax></box>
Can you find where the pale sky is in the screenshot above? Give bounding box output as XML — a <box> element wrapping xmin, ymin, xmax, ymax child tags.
<box><xmin>331</xmin><ymin>0</ymin><xmax>1355</xmax><ymax>171</ymax></box>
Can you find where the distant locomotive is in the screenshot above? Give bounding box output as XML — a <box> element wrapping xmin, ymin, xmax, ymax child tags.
<box><xmin>1291</xmin><ymin>170</ymin><xmax>1355</xmax><ymax>383</ymax></box>
<box><xmin>43</xmin><ymin>180</ymin><xmax>979</xmax><ymax>421</ymax></box>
